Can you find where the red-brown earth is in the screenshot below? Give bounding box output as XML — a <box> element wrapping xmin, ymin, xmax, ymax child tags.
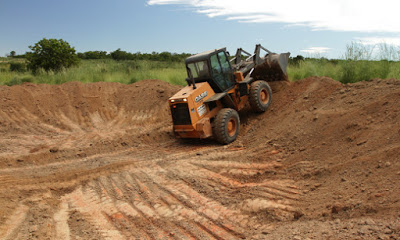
<box><xmin>0</xmin><ymin>77</ymin><xmax>399</xmax><ymax>239</ymax></box>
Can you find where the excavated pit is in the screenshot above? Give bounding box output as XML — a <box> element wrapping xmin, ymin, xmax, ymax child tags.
<box><xmin>0</xmin><ymin>77</ymin><xmax>399</xmax><ymax>239</ymax></box>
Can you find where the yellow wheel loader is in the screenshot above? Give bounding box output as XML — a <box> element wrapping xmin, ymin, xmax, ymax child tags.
<box><xmin>168</xmin><ymin>44</ymin><xmax>290</xmax><ymax>144</ymax></box>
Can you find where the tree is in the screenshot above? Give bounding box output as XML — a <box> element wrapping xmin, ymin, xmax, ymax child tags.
<box><xmin>78</xmin><ymin>51</ymin><xmax>110</xmax><ymax>59</ymax></box>
<box><xmin>9</xmin><ymin>51</ymin><xmax>16</xmax><ymax>57</ymax></box>
<box><xmin>111</xmin><ymin>48</ymin><xmax>135</xmax><ymax>60</ymax></box>
<box><xmin>26</xmin><ymin>38</ymin><xmax>80</xmax><ymax>73</ymax></box>
<box><xmin>289</xmin><ymin>55</ymin><xmax>305</xmax><ymax>66</ymax></box>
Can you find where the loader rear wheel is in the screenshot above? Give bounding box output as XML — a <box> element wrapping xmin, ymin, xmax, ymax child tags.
<box><xmin>213</xmin><ymin>108</ymin><xmax>240</xmax><ymax>145</ymax></box>
<box><xmin>249</xmin><ymin>80</ymin><xmax>272</xmax><ymax>113</ymax></box>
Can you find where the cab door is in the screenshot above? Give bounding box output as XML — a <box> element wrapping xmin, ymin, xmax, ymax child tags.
<box><xmin>210</xmin><ymin>51</ymin><xmax>234</xmax><ymax>92</ymax></box>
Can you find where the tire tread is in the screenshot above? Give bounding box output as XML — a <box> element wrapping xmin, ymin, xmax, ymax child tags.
<box><xmin>213</xmin><ymin>108</ymin><xmax>240</xmax><ymax>144</ymax></box>
<box><xmin>249</xmin><ymin>80</ymin><xmax>272</xmax><ymax>113</ymax></box>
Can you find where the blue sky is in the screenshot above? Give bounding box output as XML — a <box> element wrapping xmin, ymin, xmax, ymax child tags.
<box><xmin>1</xmin><ymin>0</ymin><xmax>399</xmax><ymax>58</ymax></box>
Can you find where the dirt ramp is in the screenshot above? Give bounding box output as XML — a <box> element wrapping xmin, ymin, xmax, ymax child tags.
<box><xmin>241</xmin><ymin>77</ymin><xmax>400</xmax><ymax>224</ymax></box>
<box><xmin>0</xmin><ymin>80</ymin><xmax>180</xmax><ymax>161</ymax></box>
<box><xmin>248</xmin><ymin>76</ymin><xmax>400</xmax><ymax>162</ymax></box>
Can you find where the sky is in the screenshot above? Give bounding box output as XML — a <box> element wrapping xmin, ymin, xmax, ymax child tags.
<box><xmin>1</xmin><ymin>0</ymin><xmax>400</xmax><ymax>58</ymax></box>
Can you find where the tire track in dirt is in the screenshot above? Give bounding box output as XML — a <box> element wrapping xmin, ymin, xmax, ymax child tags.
<box><xmin>0</xmin><ymin>107</ymin><xmax>167</xmax><ymax>158</ymax></box>
<box><xmin>53</xmin><ymin>202</ymin><xmax>71</xmax><ymax>240</ymax></box>
<box><xmin>0</xmin><ymin>142</ymin><xmax>299</xmax><ymax>239</ymax></box>
<box><xmin>0</xmin><ymin>105</ymin><xmax>299</xmax><ymax>239</ymax></box>
<box><xmin>0</xmin><ymin>204</ymin><xmax>29</xmax><ymax>240</ymax></box>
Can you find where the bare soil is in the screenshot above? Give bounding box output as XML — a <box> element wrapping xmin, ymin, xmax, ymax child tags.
<box><xmin>0</xmin><ymin>77</ymin><xmax>399</xmax><ymax>239</ymax></box>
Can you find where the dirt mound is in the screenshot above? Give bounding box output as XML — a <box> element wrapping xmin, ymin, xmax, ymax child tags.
<box><xmin>0</xmin><ymin>79</ymin><xmax>177</xmax><ymax>131</ymax></box>
<box><xmin>0</xmin><ymin>80</ymin><xmax>180</xmax><ymax>166</ymax></box>
<box><xmin>240</xmin><ymin>77</ymin><xmax>400</xmax><ymax>238</ymax></box>
<box><xmin>0</xmin><ymin>77</ymin><xmax>399</xmax><ymax>239</ymax></box>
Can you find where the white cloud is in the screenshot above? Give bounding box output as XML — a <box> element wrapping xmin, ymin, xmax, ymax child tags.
<box><xmin>355</xmin><ymin>37</ymin><xmax>400</xmax><ymax>46</ymax></box>
<box><xmin>147</xmin><ymin>0</ymin><xmax>400</xmax><ymax>33</ymax></box>
<box><xmin>300</xmin><ymin>47</ymin><xmax>331</xmax><ymax>54</ymax></box>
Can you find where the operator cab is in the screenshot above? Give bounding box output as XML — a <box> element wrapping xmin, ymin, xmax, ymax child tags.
<box><xmin>185</xmin><ymin>48</ymin><xmax>235</xmax><ymax>93</ymax></box>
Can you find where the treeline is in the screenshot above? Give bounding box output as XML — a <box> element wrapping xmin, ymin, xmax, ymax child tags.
<box><xmin>9</xmin><ymin>49</ymin><xmax>332</xmax><ymax>65</ymax></box>
<box><xmin>77</xmin><ymin>49</ymin><xmax>191</xmax><ymax>62</ymax></box>
<box><xmin>7</xmin><ymin>49</ymin><xmax>192</xmax><ymax>62</ymax></box>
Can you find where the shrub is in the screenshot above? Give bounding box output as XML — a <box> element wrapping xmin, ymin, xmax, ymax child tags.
<box><xmin>5</xmin><ymin>76</ymin><xmax>33</xmax><ymax>86</ymax></box>
<box><xmin>9</xmin><ymin>62</ymin><xmax>26</xmax><ymax>72</ymax></box>
<box><xmin>26</xmin><ymin>38</ymin><xmax>80</xmax><ymax>73</ymax></box>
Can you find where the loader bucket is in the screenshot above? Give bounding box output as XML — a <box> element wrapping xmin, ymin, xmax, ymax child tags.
<box><xmin>251</xmin><ymin>53</ymin><xmax>290</xmax><ymax>82</ymax></box>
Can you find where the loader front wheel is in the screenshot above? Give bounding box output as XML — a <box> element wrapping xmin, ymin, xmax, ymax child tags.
<box><xmin>249</xmin><ymin>80</ymin><xmax>272</xmax><ymax>113</ymax></box>
<box><xmin>213</xmin><ymin>108</ymin><xmax>240</xmax><ymax>144</ymax></box>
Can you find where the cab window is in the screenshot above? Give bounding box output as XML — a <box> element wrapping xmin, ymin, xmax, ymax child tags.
<box><xmin>187</xmin><ymin>61</ymin><xmax>209</xmax><ymax>79</ymax></box>
<box><xmin>218</xmin><ymin>52</ymin><xmax>231</xmax><ymax>73</ymax></box>
<box><xmin>210</xmin><ymin>53</ymin><xmax>233</xmax><ymax>91</ymax></box>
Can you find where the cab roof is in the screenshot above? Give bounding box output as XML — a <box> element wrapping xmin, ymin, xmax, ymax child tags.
<box><xmin>185</xmin><ymin>47</ymin><xmax>226</xmax><ymax>64</ymax></box>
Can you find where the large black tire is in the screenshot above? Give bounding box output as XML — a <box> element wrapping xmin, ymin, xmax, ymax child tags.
<box><xmin>249</xmin><ymin>80</ymin><xmax>272</xmax><ymax>113</ymax></box>
<box><xmin>213</xmin><ymin>108</ymin><xmax>240</xmax><ymax>144</ymax></box>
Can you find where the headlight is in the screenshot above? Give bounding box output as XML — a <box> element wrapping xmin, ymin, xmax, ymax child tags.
<box><xmin>171</xmin><ymin>99</ymin><xmax>187</xmax><ymax>103</ymax></box>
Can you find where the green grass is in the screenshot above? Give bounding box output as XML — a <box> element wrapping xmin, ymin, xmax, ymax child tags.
<box><xmin>0</xmin><ymin>59</ymin><xmax>187</xmax><ymax>86</ymax></box>
<box><xmin>287</xmin><ymin>59</ymin><xmax>400</xmax><ymax>83</ymax></box>
<box><xmin>288</xmin><ymin>59</ymin><xmax>341</xmax><ymax>81</ymax></box>
<box><xmin>288</xmin><ymin>43</ymin><xmax>400</xmax><ymax>83</ymax></box>
<box><xmin>1</xmin><ymin>42</ymin><xmax>399</xmax><ymax>86</ymax></box>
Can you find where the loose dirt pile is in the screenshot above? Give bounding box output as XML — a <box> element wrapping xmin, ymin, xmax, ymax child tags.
<box><xmin>0</xmin><ymin>80</ymin><xmax>179</xmax><ymax>166</ymax></box>
<box><xmin>0</xmin><ymin>77</ymin><xmax>399</xmax><ymax>239</ymax></box>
